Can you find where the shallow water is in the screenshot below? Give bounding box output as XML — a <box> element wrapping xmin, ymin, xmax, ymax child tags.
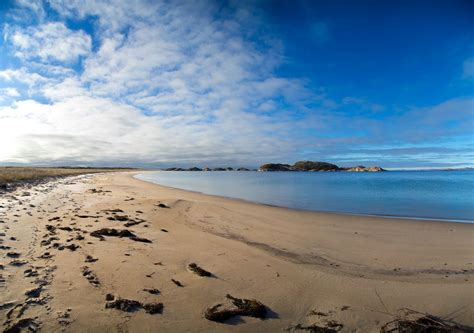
<box><xmin>136</xmin><ymin>170</ymin><xmax>474</xmax><ymax>222</ymax></box>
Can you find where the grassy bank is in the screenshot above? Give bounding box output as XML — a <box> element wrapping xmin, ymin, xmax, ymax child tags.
<box><xmin>0</xmin><ymin>167</ymin><xmax>137</xmax><ymax>185</ymax></box>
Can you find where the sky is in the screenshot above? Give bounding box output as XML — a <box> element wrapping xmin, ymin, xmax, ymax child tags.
<box><xmin>0</xmin><ymin>0</ymin><xmax>472</xmax><ymax>169</ymax></box>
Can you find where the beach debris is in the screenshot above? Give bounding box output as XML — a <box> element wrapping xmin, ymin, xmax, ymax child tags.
<box><xmin>25</xmin><ymin>286</ymin><xmax>42</xmax><ymax>298</ymax></box>
<box><xmin>81</xmin><ymin>266</ymin><xmax>100</xmax><ymax>286</ymax></box>
<box><xmin>24</xmin><ymin>269</ymin><xmax>39</xmax><ymax>277</ymax></box>
<box><xmin>143</xmin><ymin>302</ymin><xmax>164</xmax><ymax>314</ymax></box>
<box><xmin>380</xmin><ymin>308</ymin><xmax>473</xmax><ymax>333</ymax></box>
<box><xmin>106</xmin><ymin>298</ymin><xmax>142</xmax><ymax>312</ymax></box>
<box><xmin>290</xmin><ymin>322</ymin><xmax>343</xmax><ymax>332</ymax></box>
<box><xmin>63</xmin><ymin>243</ymin><xmax>80</xmax><ymax>251</ymax></box>
<box><xmin>90</xmin><ymin>228</ymin><xmax>134</xmax><ymax>239</ymax></box>
<box><xmin>38</xmin><ymin>252</ymin><xmax>53</xmax><ymax>259</ymax></box>
<box><xmin>87</xmin><ymin>188</ymin><xmax>111</xmax><ymax>194</ymax></box>
<box><xmin>3</xmin><ymin>318</ymin><xmax>40</xmax><ymax>333</ymax></box>
<box><xmin>143</xmin><ymin>288</ymin><xmax>160</xmax><ymax>295</ymax></box>
<box><xmin>9</xmin><ymin>260</ymin><xmax>27</xmax><ymax>266</ymax></box>
<box><xmin>85</xmin><ymin>255</ymin><xmax>98</xmax><ymax>263</ymax></box>
<box><xmin>105</xmin><ymin>296</ymin><xmax>163</xmax><ymax>315</ymax></box>
<box><xmin>6</xmin><ymin>252</ymin><xmax>21</xmax><ymax>258</ymax></box>
<box><xmin>188</xmin><ymin>263</ymin><xmax>212</xmax><ymax>277</ymax></box>
<box><xmin>101</xmin><ymin>209</ymin><xmax>124</xmax><ymax>214</ymax></box>
<box><xmin>105</xmin><ymin>293</ymin><xmax>115</xmax><ymax>301</ymax></box>
<box><xmin>161</xmin><ymin>229</ymin><xmax>168</xmax><ymax>232</ymax></box>
<box><xmin>89</xmin><ymin>228</ymin><xmax>151</xmax><ymax>242</ymax></box>
<box><xmin>107</xmin><ymin>215</ymin><xmax>129</xmax><ymax>222</ymax></box>
<box><xmin>204</xmin><ymin>294</ymin><xmax>267</xmax><ymax>323</ymax></box>
<box><xmin>171</xmin><ymin>279</ymin><xmax>183</xmax><ymax>287</ymax></box>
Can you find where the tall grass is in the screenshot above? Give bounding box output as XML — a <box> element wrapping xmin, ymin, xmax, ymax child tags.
<box><xmin>0</xmin><ymin>167</ymin><xmax>133</xmax><ymax>185</ymax></box>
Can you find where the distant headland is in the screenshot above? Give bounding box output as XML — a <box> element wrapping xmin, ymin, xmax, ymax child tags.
<box><xmin>162</xmin><ymin>161</ymin><xmax>386</xmax><ymax>172</ymax></box>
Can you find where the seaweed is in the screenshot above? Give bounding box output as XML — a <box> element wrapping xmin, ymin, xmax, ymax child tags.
<box><xmin>381</xmin><ymin>308</ymin><xmax>473</xmax><ymax>333</ymax></box>
<box><xmin>188</xmin><ymin>263</ymin><xmax>212</xmax><ymax>277</ymax></box>
<box><xmin>204</xmin><ymin>294</ymin><xmax>267</xmax><ymax>323</ymax></box>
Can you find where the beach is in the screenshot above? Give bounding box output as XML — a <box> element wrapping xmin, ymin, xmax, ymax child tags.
<box><xmin>1</xmin><ymin>171</ymin><xmax>472</xmax><ymax>332</ymax></box>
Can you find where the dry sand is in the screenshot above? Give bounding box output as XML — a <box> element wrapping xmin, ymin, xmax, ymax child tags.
<box><xmin>0</xmin><ymin>171</ymin><xmax>472</xmax><ymax>332</ymax></box>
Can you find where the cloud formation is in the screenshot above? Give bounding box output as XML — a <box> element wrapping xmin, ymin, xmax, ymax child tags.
<box><xmin>0</xmin><ymin>0</ymin><xmax>472</xmax><ymax>168</ymax></box>
<box><xmin>5</xmin><ymin>22</ymin><xmax>91</xmax><ymax>63</ymax></box>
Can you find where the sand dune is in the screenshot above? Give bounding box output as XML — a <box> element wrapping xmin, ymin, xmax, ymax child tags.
<box><xmin>0</xmin><ymin>172</ymin><xmax>472</xmax><ymax>332</ymax></box>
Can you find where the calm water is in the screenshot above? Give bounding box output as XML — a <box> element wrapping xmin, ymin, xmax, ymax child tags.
<box><xmin>136</xmin><ymin>170</ymin><xmax>474</xmax><ymax>222</ymax></box>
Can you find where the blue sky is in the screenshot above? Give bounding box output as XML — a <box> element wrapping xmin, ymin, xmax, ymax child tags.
<box><xmin>0</xmin><ymin>0</ymin><xmax>472</xmax><ymax>168</ymax></box>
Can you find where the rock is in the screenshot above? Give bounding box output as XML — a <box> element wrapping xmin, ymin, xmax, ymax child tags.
<box><xmin>188</xmin><ymin>167</ymin><xmax>202</xmax><ymax>171</ymax></box>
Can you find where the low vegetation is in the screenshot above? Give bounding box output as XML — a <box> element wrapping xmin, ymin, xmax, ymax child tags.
<box><xmin>0</xmin><ymin>167</ymin><xmax>136</xmax><ymax>186</ymax></box>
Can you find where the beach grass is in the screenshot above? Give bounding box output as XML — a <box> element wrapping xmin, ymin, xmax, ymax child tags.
<box><xmin>0</xmin><ymin>166</ymin><xmax>136</xmax><ymax>185</ymax></box>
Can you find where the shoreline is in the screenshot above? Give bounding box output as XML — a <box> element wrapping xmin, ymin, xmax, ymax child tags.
<box><xmin>1</xmin><ymin>171</ymin><xmax>472</xmax><ymax>332</ymax></box>
<box><xmin>133</xmin><ymin>173</ymin><xmax>474</xmax><ymax>225</ymax></box>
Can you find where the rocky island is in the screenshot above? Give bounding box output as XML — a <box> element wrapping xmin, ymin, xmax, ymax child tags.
<box><xmin>258</xmin><ymin>161</ymin><xmax>386</xmax><ymax>172</ymax></box>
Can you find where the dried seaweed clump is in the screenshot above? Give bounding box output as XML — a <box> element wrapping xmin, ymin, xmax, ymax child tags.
<box><xmin>381</xmin><ymin>308</ymin><xmax>473</xmax><ymax>333</ymax></box>
<box><xmin>90</xmin><ymin>228</ymin><xmax>151</xmax><ymax>243</ymax></box>
<box><xmin>204</xmin><ymin>294</ymin><xmax>267</xmax><ymax>323</ymax></box>
<box><xmin>188</xmin><ymin>263</ymin><xmax>212</xmax><ymax>277</ymax></box>
<box><xmin>105</xmin><ymin>296</ymin><xmax>163</xmax><ymax>315</ymax></box>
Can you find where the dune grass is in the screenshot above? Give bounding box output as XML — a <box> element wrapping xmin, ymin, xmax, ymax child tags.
<box><xmin>0</xmin><ymin>167</ymin><xmax>136</xmax><ymax>185</ymax></box>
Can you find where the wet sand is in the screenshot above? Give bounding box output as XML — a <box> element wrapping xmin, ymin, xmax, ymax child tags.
<box><xmin>0</xmin><ymin>172</ymin><xmax>473</xmax><ymax>332</ymax></box>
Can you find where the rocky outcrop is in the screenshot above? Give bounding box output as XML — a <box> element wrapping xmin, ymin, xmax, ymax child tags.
<box><xmin>258</xmin><ymin>161</ymin><xmax>385</xmax><ymax>172</ymax></box>
<box><xmin>292</xmin><ymin>161</ymin><xmax>340</xmax><ymax>172</ymax></box>
<box><xmin>342</xmin><ymin>166</ymin><xmax>386</xmax><ymax>172</ymax></box>
<box><xmin>258</xmin><ymin>164</ymin><xmax>292</xmax><ymax>172</ymax></box>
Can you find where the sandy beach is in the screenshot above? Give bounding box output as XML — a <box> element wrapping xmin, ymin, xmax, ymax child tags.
<box><xmin>0</xmin><ymin>171</ymin><xmax>472</xmax><ymax>332</ymax></box>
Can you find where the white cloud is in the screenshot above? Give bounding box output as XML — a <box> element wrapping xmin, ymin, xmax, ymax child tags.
<box><xmin>1</xmin><ymin>87</ymin><xmax>21</xmax><ymax>97</ymax></box>
<box><xmin>8</xmin><ymin>22</ymin><xmax>91</xmax><ymax>63</ymax></box>
<box><xmin>0</xmin><ymin>0</ymin><xmax>470</xmax><ymax>167</ymax></box>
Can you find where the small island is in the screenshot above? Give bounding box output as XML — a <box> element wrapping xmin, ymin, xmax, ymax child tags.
<box><xmin>162</xmin><ymin>161</ymin><xmax>385</xmax><ymax>172</ymax></box>
<box><xmin>258</xmin><ymin>161</ymin><xmax>386</xmax><ymax>172</ymax></box>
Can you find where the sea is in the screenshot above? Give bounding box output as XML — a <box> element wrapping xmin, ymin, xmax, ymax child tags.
<box><xmin>135</xmin><ymin>170</ymin><xmax>474</xmax><ymax>223</ymax></box>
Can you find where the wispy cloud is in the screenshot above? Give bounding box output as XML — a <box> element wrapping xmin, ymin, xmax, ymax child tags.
<box><xmin>0</xmin><ymin>0</ymin><xmax>472</xmax><ymax>168</ymax></box>
<box><xmin>5</xmin><ymin>22</ymin><xmax>91</xmax><ymax>63</ymax></box>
